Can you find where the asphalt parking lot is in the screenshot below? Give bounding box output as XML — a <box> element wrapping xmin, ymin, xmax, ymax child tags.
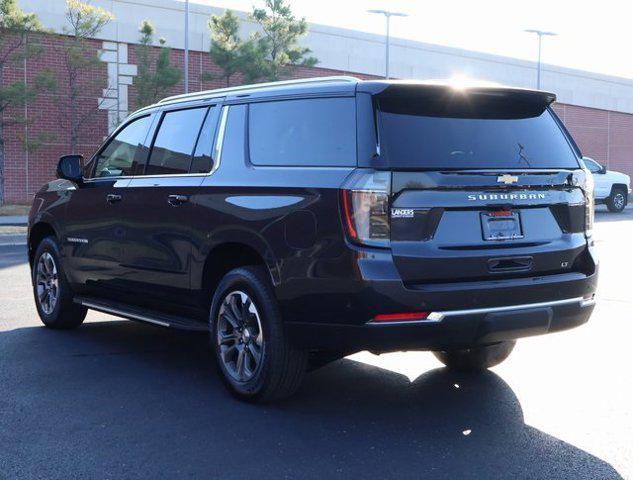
<box><xmin>0</xmin><ymin>207</ymin><xmax>631</xmax><ymax>479</ymax></box>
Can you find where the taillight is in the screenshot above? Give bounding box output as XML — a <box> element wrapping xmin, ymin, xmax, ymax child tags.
<box><xmin>341</xmin><ymin>170</ymin><xmax>391</xmax><ymax>248</ymax></box>
<box><xmin>572</xmin><ymin>168</ymin><xmax>594</xmax><ymax>238</ymax></box>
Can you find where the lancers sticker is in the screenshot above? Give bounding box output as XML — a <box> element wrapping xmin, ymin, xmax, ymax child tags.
<box><xmin>391</xmin><ymin>208</ymin><xmax>415</xmax><ymax>218</ymax></box>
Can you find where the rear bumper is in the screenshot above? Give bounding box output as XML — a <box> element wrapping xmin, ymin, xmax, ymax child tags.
<box><xmin>286</xmin><ymin>294</ymin><xmax>595</xmax><ymax>352</ymax></box>
<box><xmin>283</xmin><ymin>247</ymin><xmax>598</xmax><ymax>352</ymax></box>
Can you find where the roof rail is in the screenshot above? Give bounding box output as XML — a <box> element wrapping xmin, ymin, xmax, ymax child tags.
<box><xmin>157</xmin><ymin>75</ymin><xmax>360</xmax><ymax>105</ymax></box>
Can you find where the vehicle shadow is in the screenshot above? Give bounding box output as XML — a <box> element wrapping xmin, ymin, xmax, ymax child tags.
<box><xmin>0</xmin><ymin>321</ymin><xmax>623</xmax><ymax>480</ymax></box>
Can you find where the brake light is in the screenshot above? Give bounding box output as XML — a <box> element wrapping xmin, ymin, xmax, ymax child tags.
<box><xmin>341</xmin><ymin>170</ymin><xmax>391</xmax><ymax>248</ymax></box>
<box><xmin>572</xmin><ymin>168</ymin><xmax>594</xmax><ymax>238</ymax></box>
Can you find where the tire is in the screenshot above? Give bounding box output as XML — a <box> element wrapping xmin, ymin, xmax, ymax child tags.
<box><xmin>606</xmin><ymin>187</ymin><xmax>627</xmax><ymax>213</ymax></box>
<box><xmin>433</xmin><ymin>340</ymin><xmax>516</xmax><ymax>371</ymax></box>
<box><xmin>209</xmin><ymin>266</ymin><xmax>307</xmax><ymax>402</ymax></box>
<box><xmin>32</xmin><ymin>236</ymin><xmax>87</xmax><ymax>329</ymax></box>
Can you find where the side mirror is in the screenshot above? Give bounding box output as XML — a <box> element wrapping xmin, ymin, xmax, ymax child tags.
<box><xmin>599</xmin><ymin>165</ymin><xmax>607</xmax><ymax>174</ymax></box>
<box><xmin>57</xmin><ymin>154</ymin><xmax>84</xmax><ymax>183</ymax></box>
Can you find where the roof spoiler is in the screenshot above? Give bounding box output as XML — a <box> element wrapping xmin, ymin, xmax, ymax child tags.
<box><xmin>358</xmin><ymin>81</ymin><xmax>557</xmax><ymax>105</ymax></box>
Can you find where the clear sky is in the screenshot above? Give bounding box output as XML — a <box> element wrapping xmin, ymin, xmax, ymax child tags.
<box><xmin>190</xmin><ymin>0</ymin><xmax>631</xmax><ymax>79</ymax></box>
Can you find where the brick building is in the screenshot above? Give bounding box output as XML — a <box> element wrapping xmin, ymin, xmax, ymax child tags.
<box><xmin>3</xmin><ymin>0</ymin><xmax>633</xmax><ymax>204</ymax></box>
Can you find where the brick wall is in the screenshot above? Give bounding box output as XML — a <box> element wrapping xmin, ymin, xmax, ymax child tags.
<box><xmin>2</xmin><ymin>32</ymin><xmax>108</xmax><ymax>204</ymax></box>
<box><xmin>552</xmin><ymin>103</ymin><xmax>633</xmax><ymax>176</ymax></box>
<box><xmin>2</xmin><ymin>31</ymin><xmax>633</xmax><ymax>204</ymax></box>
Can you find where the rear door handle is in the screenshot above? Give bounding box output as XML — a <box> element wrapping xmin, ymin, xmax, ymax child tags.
<box><xmin>167</xmin><ymin>194</ymin><xmax>190</xmax><ymax>206</ymax></box>
<box><xmin>106</xmin><ymin>193</ymin><xmax>122</xmax><ymax>204</ymax></box>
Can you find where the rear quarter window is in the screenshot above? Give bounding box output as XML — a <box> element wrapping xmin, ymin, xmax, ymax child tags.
<box><xmin>248</xmin><ymin>97</ymin><xmax>356</xmax><ymax>167</ymax></box>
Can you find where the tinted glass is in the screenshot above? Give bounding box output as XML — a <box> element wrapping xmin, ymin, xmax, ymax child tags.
<box><xmin>190</xmin><ymin>106</ymin><xmax>219</xmax><ymax>173</ymax></box>
<box><xmin>93</xmin><ymin>115</ymin><xmax>151</xmax><ymax>178</ymax></box>
<box><xmin>219</xmin><ymin>105</ymin><xmax>246</xmax><ymax>171</ymax></box>
<box><xmin>146</xmin><ymin>107</ymin><xmax>208</xmax><ymax>175</ymax></box>
<box><xmin>378</xmin><ymin>95</ymin><xmax>580</xmax><ymax>170</ymax></box>
<box><xmin>583</xmin><ymin>158</ymin><xmax>602</xmax><ymax>173</ymax></box>
<box><xmin>249</xmin><ymin>97</ymin><xmax>356</xmax><ymax>167</ymax></box>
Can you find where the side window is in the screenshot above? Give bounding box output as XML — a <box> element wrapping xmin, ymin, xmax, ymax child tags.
<box><xmin>190</xmin><ymin>106</ymin><xmax>220</xmax><ymax>174</ymax></box>
<box><xmin>217</xmin><ymin>104</ymin><xmax>246</xmax><ymax>171</ymax></box>
<box><xmin>93</xmin><ymin>115</ymin><xmax>152</xmax><ymax>178</ymax></box>
<box><xmin>248</xmin><ymin>97</ymin><xmax>356</xmax><ymax>167</ymax></box>
<box><xmin>145</xmin><ymin>107</ymin><xmax>208</xmax><ymax>176</ymax></box>
<box><xmin>584</xmin><ymin>158</ymin><xmax>602</xmax><ymax>173</ymax></box>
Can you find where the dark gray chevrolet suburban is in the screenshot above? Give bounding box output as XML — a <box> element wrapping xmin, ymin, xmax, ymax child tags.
<box><xmin>28</xmin><ymin>77</ymin><xmax>598</xmax><ymax>401</ymax></box>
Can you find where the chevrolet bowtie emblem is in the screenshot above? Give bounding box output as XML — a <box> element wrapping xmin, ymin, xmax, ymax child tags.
<box><xmin>497</xmin><ymin>174</ymin><xmax>519</xmax><ymax>185</ymax></box>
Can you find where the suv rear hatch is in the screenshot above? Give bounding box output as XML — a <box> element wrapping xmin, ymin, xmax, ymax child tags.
<box><xmin>349</xmin><ymin>82</ymin><xmax>594</xmax><ymax>285</ymax></box>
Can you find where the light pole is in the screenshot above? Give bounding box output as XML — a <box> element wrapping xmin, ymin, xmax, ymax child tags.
<box><xmin>524</xmin><ymin>29</ymin><xmax>557</xmax><ymax>90</ymax></box>
<box><xmin>184</xmin><ymin>0</ymin><xmax>189</xmax><ymax>94</ymax></box>
<box><xmin>368</xmin><ymin>9</ymin><xmax>408</xmax><ymax>79</ymax></box>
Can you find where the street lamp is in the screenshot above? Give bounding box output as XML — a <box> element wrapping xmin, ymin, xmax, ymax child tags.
<box><xmin>184</xmin><ymin>0</ymin><xmax>189</xmax><ymax>94</ymax></box>
<box><xmin>524</xmin><ymin>29</ymin><xmax>557</xmax><ymax>90</ymax></box>
<box><xmin>368</xmin><ymin>9</ymin><xmax>408</xmax><ymax>79</ymax></box>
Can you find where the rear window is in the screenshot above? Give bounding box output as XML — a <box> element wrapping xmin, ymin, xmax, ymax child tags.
<box><xmin>249</xmin><ymin>97</ymin><xmax>356</xmax><ymax>167</ymax></box>
<box><xmin>378</xmin><ymin>93</ymin><xmax>580</xmax><ymax>170</ymax></box>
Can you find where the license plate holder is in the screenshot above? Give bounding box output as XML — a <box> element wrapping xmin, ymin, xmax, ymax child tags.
<box><xmin>481</xmin><ymin>211</ymin><xmax>523</xmax><ymax>241</ymax></box>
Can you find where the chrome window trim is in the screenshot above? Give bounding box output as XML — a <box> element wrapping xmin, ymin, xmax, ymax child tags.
<box><xmin>211</xmin><ymin>105</ymin><xmax>229</xmax><ymax>175</ymax></box>
<box><xmin>84</xmin><ymin>105</ymin><xmax>229</xmax><ymax>182</ymax></box>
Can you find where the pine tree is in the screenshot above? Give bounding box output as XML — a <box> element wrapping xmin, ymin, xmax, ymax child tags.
<box><xmin>136</xmin><ymin>20</ymin><xmax>181</xmax><ymax>108</ymax></box>
<box><xmin>207</xmin><ymin>10</ymin><xmax>246</xmax><ymax>88</ymax></box>
<box><xmin>249</xmin><ymin>0</ymin><xmax>317</xmax><ymax>81</ymax></box>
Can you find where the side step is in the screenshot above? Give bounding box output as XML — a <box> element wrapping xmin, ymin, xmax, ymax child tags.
<box><xmin>74</xmin><ymin>296</ymin><xmax>208</xmax><ymax>332</ymax></box>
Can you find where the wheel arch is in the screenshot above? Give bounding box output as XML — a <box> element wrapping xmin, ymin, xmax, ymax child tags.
<box><xmin>28</xmin><ymin>222</ymin><xmax>58</xmax><ymax>266</ymax></box>
<box><xmin>199</xmin><ymin>241</ymin><xmax>277</xmax><ymax>307</ymax></box>
<box><xmin>611</xmin><ymin>183</ymin><xmax>629</xmax><ymax>195</ymax></box>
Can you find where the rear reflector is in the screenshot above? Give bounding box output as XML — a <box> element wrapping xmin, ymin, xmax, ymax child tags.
<box><xmin>371</xmin><ymin>312</ymin><xmax>429</xmax><ymax>323</ymax></box>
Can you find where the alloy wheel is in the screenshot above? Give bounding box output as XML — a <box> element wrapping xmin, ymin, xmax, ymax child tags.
<box><xmin>36</xmin><ymin>252</ymin><xmax>59</xmax><ymax>315</ymax></box>
<box><xmin>613</xmin><ymin>192</ymin><xmax>625</xmax><ymax>210</ymax></box>
<box><xmin>216</xmin><ymin>290</ymin><xmax>264</xmax><ymax>382</ymax></box>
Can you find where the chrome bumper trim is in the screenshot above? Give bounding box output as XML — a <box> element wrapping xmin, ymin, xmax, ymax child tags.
<box><xmin>429</xmin><ymin>296</ymin><xmax>592</xmax><ymax>322</ymax></box>
<box><xmin>366</xmin><ymin>296</ymin><xmax>594</xmax><ymax>326</ymax></box>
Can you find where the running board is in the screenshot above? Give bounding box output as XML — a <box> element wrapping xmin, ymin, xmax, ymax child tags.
<box><xmin>74</xmin><ymin>296</ymin><xmax>208</xmax><ymax>332</ymax></box>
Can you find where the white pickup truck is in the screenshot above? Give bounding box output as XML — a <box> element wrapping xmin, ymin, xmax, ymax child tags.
<box><xmin>582</xmin><ymin>157</ymin><xmax>631</xmax><ymax>213</ymax></box>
